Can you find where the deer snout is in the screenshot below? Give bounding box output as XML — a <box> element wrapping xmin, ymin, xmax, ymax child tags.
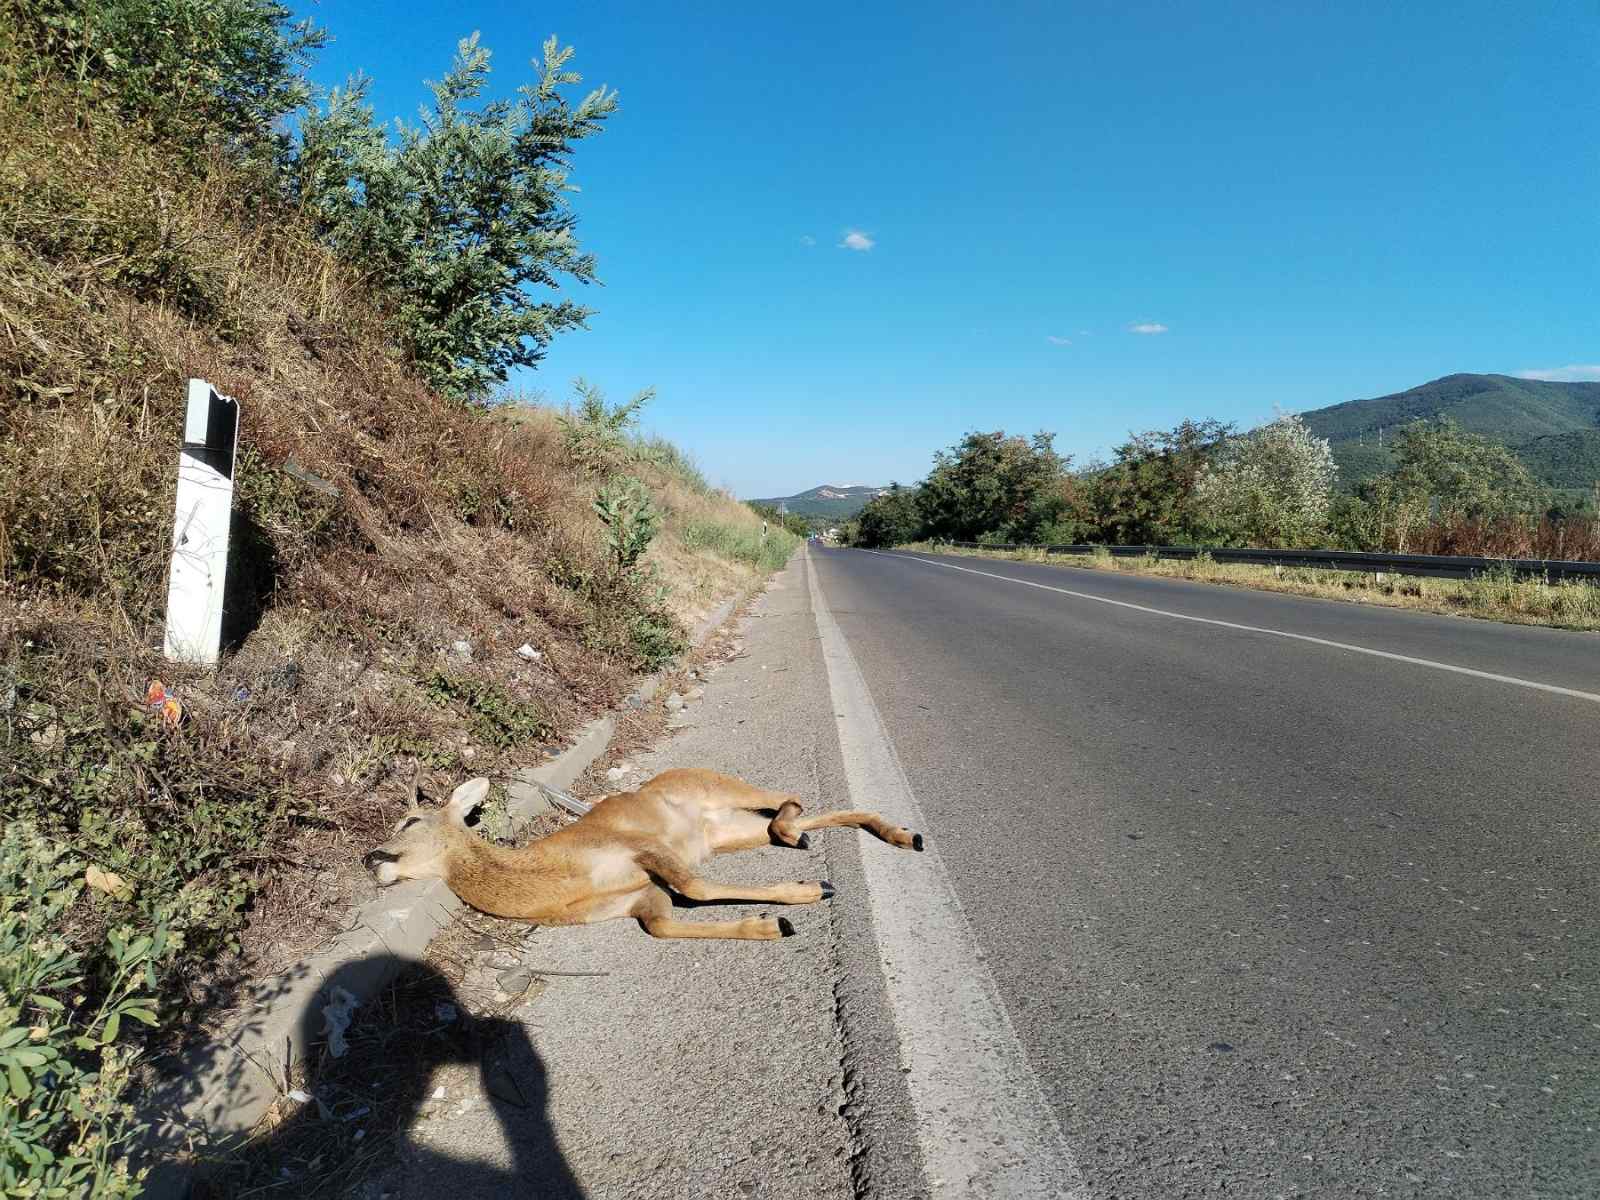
<box><xmin>363</xmin><ymin>848</ymin><xmax>400</xmax><ymax>885</ymax></box>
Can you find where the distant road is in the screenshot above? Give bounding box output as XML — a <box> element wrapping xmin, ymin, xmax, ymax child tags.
<box><xmin>808</xmin><ymin>544</ymin><xmax>1599</xmax><ymax>1198</ymax></box>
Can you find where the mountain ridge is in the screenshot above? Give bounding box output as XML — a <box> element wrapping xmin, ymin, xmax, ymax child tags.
<box><xmin>749</xmin><ymin>483</ymin><xmax>889</xmax><ymax>519</ymax></box>
<box><xmin>1297</xmin><ymin>373</ymin><xmax>1600</xmax><ymax>493</ymax></box>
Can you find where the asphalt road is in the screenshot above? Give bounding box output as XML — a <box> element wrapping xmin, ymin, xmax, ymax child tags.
<box><xmin>807</xmin><ymin>545</ymin><xmax>1599</xmax><ymax>1199</ymax></box>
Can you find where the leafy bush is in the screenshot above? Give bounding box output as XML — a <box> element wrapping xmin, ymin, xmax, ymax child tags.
<box><xmin>850</xmin><ymin>486</ymin><xmax>926</xmax><ymax>548</ymax></box>
<box><xmin>556</xmin><ymin>381</ymin><xmax>655</xmax><ymax>477</ymax></box>
<box><xmin>1328</xmin><ymin>419</ymin><xmax>1549</xmax><ymax>553</ymax></box>
<box><xmin>5</xmin><ymin>3</ymin><xmax>617</xmax><ymax>403</ymax></box>
<box><xmin>1194</xmin><ymin>414</ymin><xmax>1338</xmax><ymax>547</ymax></box>
<box><xmin>1</xmin><ymin>639</ymin><xmax>282</xmax><ymax>964</ymax></box>
<box><xmin>0</xmin><ymin>824</ymin><xmax>172</xmax><ymax>1198</ymax></box>
<box><xmin>1082</xmin><ymin>418</ymin><xmax>1235</xmax><ymax>545</ymax></box>
<box><xmin>919</xmin><ymin>431</ymin><xmax>1072</xmax><ymax>543</ymax></box>
<box><xmin>422</xmin><ymin>672</ymin><xmax>553</xmax><ymax>749</ymax></box>
<box><xmin>293</xmin><ymin>35</ymin><xmax>617</xmax><ymax>400</ymax></box>
<box><xmin>1033</xmin><ymin>518</ymin><xmax>1093</xmax><ymax>546</ymax></box>
<box><xmin>594</xmin><ymin>477</ymin><xmax>661</xmax><ymax>574</ymax></box>
<box><xmin>1385</xmin><ymin>418</ymin><xmax>1539</xmax><ymax>523</ymax></box>
<box><xmin>628</xmin><ymin>613</ymin><xmax>687</xmax><ymax>672</ymax></box>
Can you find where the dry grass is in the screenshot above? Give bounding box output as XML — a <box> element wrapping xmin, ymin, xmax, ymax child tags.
<box><xmin>496</xmin><ymin>403</ymin><xmax>793</xmax><ymax>622</ymax></box>
<box><xmin>911</xmin><ymin>543</ymin><xmax>1600</xmax><ymax>631</ymax></box>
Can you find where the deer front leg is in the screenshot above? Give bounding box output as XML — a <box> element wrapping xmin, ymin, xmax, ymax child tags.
<box><xmin>770</xmin><ymin>802</ymin><xmax>924</xmax><ymax>851</ymax></box>
<box><xmin>635</xmin><ymin>849</ymin><xmax>832</xmax><ymax>906</ymax></box>
<box><xmin>630</xmin><ymin>886</ymin><xmax>795</xmax><ymax>940</ymax></box>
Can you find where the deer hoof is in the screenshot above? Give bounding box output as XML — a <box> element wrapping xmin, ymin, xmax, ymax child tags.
<box><xmin>912</xmin><ymin>833</ymin><xmax>925</xmax><ymax>852</ymax></box>
<box><xmin>795</xmin><ymin>832</ymin><xmax>811</xmax><ymax>850</ymax></box>
<box><xmin>819</xmin><ymin>881</ymin><xmax>835</xmax><ymax>899</ymax></box>
<box><xmin>778</xmin><ymin>917</ymin><xmax>796</xmax><ymax>937</ymax></box>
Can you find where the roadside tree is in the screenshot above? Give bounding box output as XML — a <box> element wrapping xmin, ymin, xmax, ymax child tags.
<box><xmin>1194</xmin><ymin>414</ymin><xmax>1337</xmax><ymax>546</ymax></box>
<box><xmin>292</xmin><ymin>34</ymin><xmax>617</xmax><ymax>401</ymax></box>
<box><xmin>852</xmin><ymin>485</ymin><xmax>925</xmax><ymax>548</ymax></box>
<box><xmin>917</xmin><ymin>431</ymin><xmax>1069</xmax><ymax>542</ymax></box>
<box><xmin>1082</xmin><ymin>418</ymin><xmax>1235</xmax><ymax>544</ymax></box>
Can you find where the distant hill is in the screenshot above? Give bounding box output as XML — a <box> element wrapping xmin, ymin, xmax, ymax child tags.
<box><xmin>1298</xmin><ymin>374</ymin><xmax>1600</xmax><ymax>492</ymax></box>
<box><xmin>749</xmin><ymin>483</ymin><xmax>889</xmax><ymax>520</ymax></box>
<box><xmin>1516</xmin><ymin>430</ymin><xmax>1600</xmax><ymax>493</ymax></box>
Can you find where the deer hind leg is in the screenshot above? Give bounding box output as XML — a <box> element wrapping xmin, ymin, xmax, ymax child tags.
<box><xmin>630</xmin><ymin>885</ymin><xmax>795</xmax><ymax>940</ymax></box>
<box><xmin>685</xmin><ymin>771</ymin><xmax>804</xmax><ymax>814</ymax></box>
<box><xmin>705</xmin><ymin>808</ymin><xmax>780</xmax><ymax>853</ymax></box>
<box><xmin>771</xmin><ymin>803</ymin><xmax>924</xmax><ymax>852</ymax></box>
<box><xmin>636</xmin><ymin>849</ymin><xmax>833</xmax><ymax>906</ymax></box>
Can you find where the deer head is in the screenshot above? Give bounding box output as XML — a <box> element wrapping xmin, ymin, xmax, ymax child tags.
<box><xmin>362</xmin><ymin>765</ymin><xmax>490</xmax><ymax>887</ymax></box>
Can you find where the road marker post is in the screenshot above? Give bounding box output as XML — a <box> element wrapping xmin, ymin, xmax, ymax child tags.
<box><xmin>163</xmin><ymin>379</ymin><xmax>240</xmax><ymax>665</ymax></box>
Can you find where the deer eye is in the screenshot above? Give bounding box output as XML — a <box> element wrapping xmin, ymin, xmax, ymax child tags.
<box><xmin>398</xmin><ymin>816</ymin><xmax>422</xmax><ymax>831</ymax></box>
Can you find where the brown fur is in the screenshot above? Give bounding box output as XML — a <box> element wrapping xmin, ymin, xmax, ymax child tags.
<box><xmin>362</xmin><ymin>766</ymin><xmax>924</xmax><ymax>940</ymax></box>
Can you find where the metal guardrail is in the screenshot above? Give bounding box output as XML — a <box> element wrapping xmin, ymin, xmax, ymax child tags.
<box><xmin>941</xmin><ymin>541</ymin><xmax>1600</xmax><ymax>583</ymax></box>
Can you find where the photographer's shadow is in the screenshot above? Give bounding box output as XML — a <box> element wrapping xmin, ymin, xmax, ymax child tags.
<box><xmin>199</xmin><ymin>954</ymin><xmax>583</xmax><ymax>1199</ymax></box>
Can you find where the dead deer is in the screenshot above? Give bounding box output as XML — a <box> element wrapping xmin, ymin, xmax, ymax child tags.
<box><xmin>362</xmin><ymin>765</ymin><xmax>924</xmax><ymax>940</ymax></box>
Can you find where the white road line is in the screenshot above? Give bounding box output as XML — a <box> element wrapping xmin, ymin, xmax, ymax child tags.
<box><xmin>865</xmin><ymin>549</ymin><xmax>1600</xmax><ymax>705</ymax></box>
<box><xmin>804</xmin><ymin>547</ymin><xmax>1086</xmax><ymax>1199</ymax></box>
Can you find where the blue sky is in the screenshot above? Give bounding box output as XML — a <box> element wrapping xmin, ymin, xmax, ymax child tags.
<box><xmin>294</xmin><ymin>1</ymin><xmax>1597</xmax><ymax>498</ymax></box>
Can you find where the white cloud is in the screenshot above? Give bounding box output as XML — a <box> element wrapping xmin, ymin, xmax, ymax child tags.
<box><xmin>1514</xmin><ymin>364</ymin><xmax>1600</xmax><ymax>382</ymax></box>
<box><xmin>799</xmin><ymin>235</ymin><xmax>816</xmax><ymax>247</ymax></box>
<box><xmin>1128</xmin><ymin>322</ymin><xmax>1169</xmax><ymax>335</ymax></box>
<box><xmin>1047</xmin><ymin>335</ymin><xmax>1072</xmax><ymax>346</ymax></box>
<box><xmin>839</xmin><ymin>229</ymin><xmax>875</xmax><ymax>252</ymax></box>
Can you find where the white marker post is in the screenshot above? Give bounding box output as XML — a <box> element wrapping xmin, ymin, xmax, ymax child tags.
<box><xmin>164</xmin><ymin>379</ymin><xmax>240</xmax><ymax>665</ymax></box>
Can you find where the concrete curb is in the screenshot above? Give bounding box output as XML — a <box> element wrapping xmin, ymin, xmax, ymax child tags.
<box><xmin>140</xmin><ymin>589</ymin><xmax>748</xmax><ymax>1196</ymax></box>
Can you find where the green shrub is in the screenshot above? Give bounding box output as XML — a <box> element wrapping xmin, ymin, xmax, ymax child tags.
<box><xmin>292</xmin><ymin>35</ymin><xmax>617</xmax><ymax>400</ymax></box>
<box><xmin>629</xmin><ymin>613</ymin><xmax>686</xmax><ymax>672</ymax></box>
<box><xmin>1</xmin><ymin>645</ymin><xmax>283</xmax><ymax>966</ymax></box>
<box><xmin>422</xmin><ymin>672</ymin><xmax>553</xmax><ymax>749</ymax></box>
<box><xmin>557</xmin><ymin>381</ymin><xmax>654</xmax><ymax>477</ymax></box>
<box><xmin>1193</xmin><ymin>415</ymin><xmax>1337</xmax><ymax>547</ymax></box>
<box><xmin>1034</xmin><ymin>519</ymin><xmax>1090</xmax><ymax>546</ymax></box>
<box><xmin>0</xmin><ymin>823</ymin><xmax>172</xmax><ymax>1198</ymax></box>
<box><xmin>593</xmin><ymin>477</ymin><xmax>661</xmax><ymax>574</ymax></box>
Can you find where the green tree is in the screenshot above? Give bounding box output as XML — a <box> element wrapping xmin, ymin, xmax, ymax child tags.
<box><xmin>917</xmin><ymin>431</ymin><xmax>1069</xmax><ymax>542</ymax></box>
<box><xmin>1084</xmin><ymin>418</ymin><xmax>1234</xmax><ymax>544</ymax></box>
<box><xmin>852</xmin><ymin>484</ymin><xmax>925</xmax><ymax>548</ymax></box>
<box><xmin>1194</xmin><ymin>414</ymin><xmax>1338</xmax><ymax>546</ymax></box>
<box><xmin>1387</xmin><ymin>417</ymin><xmax>1538</xmax><ymax>520</ymax></box>
<box><xmin>292</xmin><ymin>34</ymin><xmax>618</xmax><ymax>400</ymax></box>
<box><xmin>1333</xmin><ymin>418</ymin><xmax>1540</xmax><ymax>552</ymax></box>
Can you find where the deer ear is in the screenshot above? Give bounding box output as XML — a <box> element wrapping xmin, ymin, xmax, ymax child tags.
<box><xmin>443</xmin><ymin>777</ymin><xmax>491</xmax><ymax>826</ymax></box>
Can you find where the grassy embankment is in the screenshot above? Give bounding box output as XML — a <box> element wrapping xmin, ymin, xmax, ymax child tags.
<box><xmin>902</xmin><ymin>543</ymin><xmax>1600</xmax><ymax>631</ymax></box>
<box><xmin>0</xmin><ymin>38</ymin><xmax>796</xmax><ymax>1189</ymax></box>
